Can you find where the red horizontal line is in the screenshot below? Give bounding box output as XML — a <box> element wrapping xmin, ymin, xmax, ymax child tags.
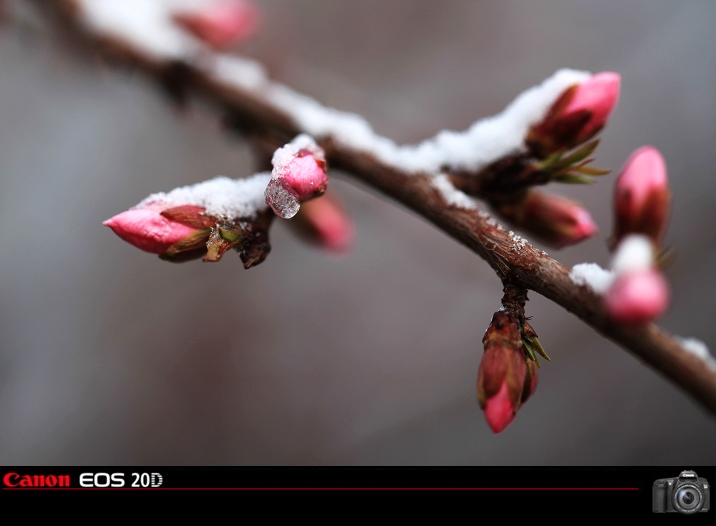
<box><xmin>3</xmin><ymin>487</ymin><xmax>640</xmax><ymax>491</ymax></box>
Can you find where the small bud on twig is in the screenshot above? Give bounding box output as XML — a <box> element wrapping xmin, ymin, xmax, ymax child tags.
<box><xmin>103</xmin><ymin>203</ymin><xmax>211</xmax><ymax>258</ymax></box>
<box><xmin>610</xmin><ymin>146</ymin><xmax>670</xmax><ymax>250</ymax></box>
<box><xmin>266</xmin><ymin>134</ymin><xmax>329</xmax><ymax>219</ymax></box>
<box><xmin>527</xmin><ymin>72</ymin><xmax>620</xmax><ymax>156</ymax></box>
<box><xmin>288</xmin><ymin>192</ymin><xmax>354</xmax><ymax>253</ymax></box>
<box><xmin>498</xmin><ymin>191</ymin><xmax>597</xmax><ymax>248</ymax></box>
<box><xmin>477</xmin><ymin>311</ymin><xmax>528</xmax><ymax>433</ymax></box>
<box><xmin>603</xmin><ymin>234</ymin><xmax>670</xmax><ymax>325</ymax></box>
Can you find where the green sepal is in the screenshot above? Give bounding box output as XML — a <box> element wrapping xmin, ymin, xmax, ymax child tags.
<box><xmin>571</xmin><ymin>164</ymin><xmax>610</xmax><ymax>176</ymax></box>
<box><xmin>554</xmin><ymin>173</ymin><xmax>596</xmax><ymax>185</ymax></box>
<box><xmin>525</xmin><ymin>336</ymin><xmax>550</xmax><ymax>362</ymax></box>
<box><xmin>522</xmin><ymin>339</ymin><xmax>540</xmax><ymax>367</ymax></box>
<box><xmin>544</xmin><ymin>139</ymin><xmax>600</xmax><ymax>174</ymax></box>
<box><xmin>219</xmin><ymin>228</ymin><xmax>242</xmax><ymax>243</ymax></box>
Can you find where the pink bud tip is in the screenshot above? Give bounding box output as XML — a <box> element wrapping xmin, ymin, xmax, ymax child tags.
<box><xmin>612</xmin><ymin>146</ymin><xmax>670</xmax><ymax>248</ymax></box>
<box><xmin>512</xmin><ymin>192</ymin><xmax>598</xmax><ymax>248</ymax></box>
<box><xmin>616</xmin><ymin>146</ymin><xmax>668</xmax><ymax>210</ymax></box>
<box><xmin>484</xmin><ymin>382</ymin><xmax>517</xmax><ymax>434</ymax></box>
<box><xmin>604</xmin><ymin>269</ymin><xmax>670</xmax><ymax>325</ymax></box>
<box><xmin>564</xmin><ymin>72</ymin><xmax>621</xmax><ymax>142</ymax></box>
<box><xmin>174</xmin><ymin>0</ymin><xmax>260</xmax><ymax>50</ymax></box>
<box><xmin>298</xmin><ymin>195</ymin><xmax>354</xmax><ymax>253</ymax></box>
<box><xmin>267</xmin><ymin>135</ymin><xmax>329</xmax><ymax>219</ymax></box>
<box><xmin>103</xmin><ymin>204</ymin><xmax>198</xmax><ymax>254</ymax></box>
<box><xmin>573</xmin><ymin>208</ymin><xmax>599</xmax><ymax>240</ymax></box>
<box><xmin>281</xmin><ymin>155</ymin><xmax>329</xmax><ymax>202</ymax></box>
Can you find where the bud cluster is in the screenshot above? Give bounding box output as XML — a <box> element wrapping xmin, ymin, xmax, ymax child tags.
<box><xmin>603</xmin><ymin>147</ymin><xmax>671</xmax><ymax>325</ymax></box>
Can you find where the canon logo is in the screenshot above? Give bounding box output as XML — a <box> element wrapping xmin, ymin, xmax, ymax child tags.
<box><xmin>3</xmin><ymin>472</ymin><xmax>71</xmax><ymax>488</ymax></box>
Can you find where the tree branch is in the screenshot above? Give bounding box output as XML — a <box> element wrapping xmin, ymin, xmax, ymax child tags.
<box><xmin>28</xmin><ymin>0</ymin><xmax>716</xmax><ymax>415</ymax></box>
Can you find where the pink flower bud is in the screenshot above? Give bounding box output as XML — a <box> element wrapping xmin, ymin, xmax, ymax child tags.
<box><xmin>290</xmin><ymin>193</ymin><xmax>354</xmax><ymax>253</ymax></box>
<box><xmin>103</xmin><ymin>203</ymin><xmax>203</xmax><ymax>255</ymax></box>
<box><xmin>603</xmin><ymin>268</ymin><xmax>670</xmax><ymax>325</ymax></box>
<box><xmin>266</xmin><ymin>135</ymin><xmax>329</xmax><ymax>219</ymax></box>
<box><xmin>173</xmin><ymin>0</ymin><xmax>260</xmax><ymax>50</ymax></box>
<box><xmin>611</xmin><ymin>146</ymin><xmax>670</xmax><ymax>249</ymax></box>
<box><xmin>477</xmin><ymin>311</ymin><xmax>528</xmax><ymax>433</ymax></box>
<box><xmin>528</xmin><ymin>72</ymin><xmax>620</xmax><ymax>155</ymax></box>
<box><xmin>500</xmin><ymin>191</ymin><xmax>597</xmax><ymax>248</ymax></box>
<box><xmin>562</xmin><ymin>72</ymin><xmax>621</xmax><ymax>143</ymax></box>
<box><xmin>484</xmin><ymin>381</ymin><xmax>517</xmax><ymax>434</ymax></box>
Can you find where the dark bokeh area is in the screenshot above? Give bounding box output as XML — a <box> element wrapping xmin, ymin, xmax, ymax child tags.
<box><xmin>1</xmin><ymin>0</ymin><xmax>715</xmax><ymax>465</ymax></box>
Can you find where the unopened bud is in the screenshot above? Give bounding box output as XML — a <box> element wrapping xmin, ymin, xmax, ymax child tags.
<box><xmin>266</xmin><ymin>134</ymin><xmax>328</xmax><ymax>219</ymax></box>
<box><xmin>477</xmin><ymin>311</ymin><xmax>528</xmax><ymax>433</ymax></box>
<box><xmin>611</xmin><ymin>146</ymin><xmax>670</xmax><ymax>249</ymax></box>
<box><xmin>289</xmin><ymin>192</ymin><xmax>354</xmax><ymax>253</ymax></box>
<box><xmin>173</xmin><ymin>0</ymin><xmax>260</xmax><ymax>50</ymax></box>
<box><xmin>528</xmin><ymin>72</ymin><xmax>620</xmax><ymax>156</ymax></box>
<box><xmin>499</xmin><ymin>191</ymin><xmax>597</xmax><ymax>248</ymax></box>
<box><xmin>604</xmin><ymin>268</ymin><xmax>669</xmax><ymax>325</ymax></box>
<box><xmin>103</xmin><ymin>203</ymin><xmax>210</xmax><ymax>259</ymax></box>
<box><xmin>604</xmin><ymin>234</ymin><xmax>669</xmax><ymax>325</ymax></box>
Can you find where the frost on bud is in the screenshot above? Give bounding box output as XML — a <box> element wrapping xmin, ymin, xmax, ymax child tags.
<box><xmin>610</xmin><ymin>146</ymin><xmax>670</xmax><ymax>249</ymax></box>
<box><xmin>604</xmin><ymin>234</ymin><xmax>670</xmax><ymax>325</ymax></box>
<box><xmin>172</xmin><ymin>0</ymin><xmax>260</xmax><ymax>50</ymax></box>
<box><xmin>266</xmin><ymin>134</ymin><xmax>328</xmax><ymax>219</ymax></box>
<box><xmin>527</xmin><ymin>72</ymin><xmax>620</xmax><ymax>156</ymax></box>
<box><xmin>103</xmin><ymin>203</ymin><xmax>212</xmax><ymax>260</ymax></box>
<box><xmin>477</xmin><ymin>311</ymin><xmax>528</xmax><ymax>433</ymax></box>
<box><xmin>498</xmin><ymin>191</ymin><xmax>597</xmax><ymax>248</ymax></box>
<box><xmin>288</xmin><ymin>192</ymin><xmax>354</xmax><ymax>253</ymax></box>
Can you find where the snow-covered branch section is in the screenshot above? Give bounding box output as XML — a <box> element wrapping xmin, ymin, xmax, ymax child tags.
<box><xmin>103</xmin><ymin>135</ymin><xmax>336</xmax><ymax>267</ymax></box>
<box><xmin>74</xmin><ymin>1</ymin><xmax>620</xmax><ymax>250</ymax></box>
<box><xmin>570</xmin><ymin>147</ymin><xmax>672</xmax><ymax>325</ymax></box>
<box><xmin>104</xmin><ymin>173</ymin><xmax>274</xmax><ymax>267</ymax></box>
<box><xmin>75</xmin><ymin>1</ymin><xmax>601</xmax><ymax>171</ymax></box>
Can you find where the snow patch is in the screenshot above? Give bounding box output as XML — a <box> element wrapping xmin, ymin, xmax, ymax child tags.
<box><xmin>76</xmin><ymin>0</ymin><xmax>205</xmax><ymax>60</ymax></box>
<box><xmin>611</xmin><ymin>234</ymin><xmax>654</xmax><ymax>276</ymax></box>
<box><xmin>675</xmin><ymin>337</ymin><xmax>716</xmax><ymax>371</ymax></box>
<box><xmin>431</xmin><ymin>174</ymin><xmax>478</xmax><ymax>210</ymax></box>
<box><xmin>570</xmin><ymin>263</ymin><xmax>615</xmax><ymax>294</ymax></box>
<box><xmin>137</xmin><ymin>172</ymin><xmax>271</xmax><ymax>219</ymax></box>
<box><xmin>267</xmin><ymin>69</ymin><xmax>589</xmax><ymax>173</ymax></box>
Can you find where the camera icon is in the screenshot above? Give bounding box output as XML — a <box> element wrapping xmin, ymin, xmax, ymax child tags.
<box><xmin>652</xmin><ymin>470</ymin><xmax>710</xmax><ymax>514</ymax></box>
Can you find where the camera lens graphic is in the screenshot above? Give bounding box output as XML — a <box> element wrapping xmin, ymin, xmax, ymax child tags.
<box><xmin>674</xmin><ymin>485</ymin><xmax>703</xmax><ymax>513</ymax></box>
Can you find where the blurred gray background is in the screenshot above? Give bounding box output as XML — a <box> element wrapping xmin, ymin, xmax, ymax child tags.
<box><xmin>1</xmin><ymin>0</ymin><xmax>715</xmax><ymax>465</ymax></box>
